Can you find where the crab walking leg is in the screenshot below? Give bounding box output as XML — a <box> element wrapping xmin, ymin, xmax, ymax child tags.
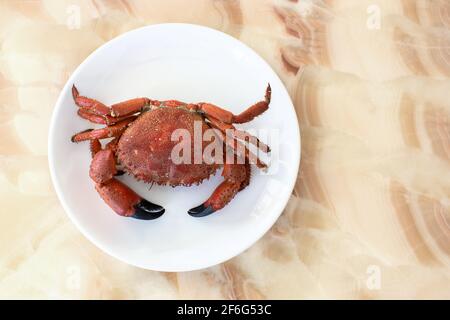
<box><xmin>71</xmin><ymin>117</ymin><xmax>136</xmax><ymax>142</ymax></box>
<box><xmin>161</xmin><ymin>100</ymin><xmax>188</xmax><ymax>108</ymax></box>
<box><xmin>90</xmin><ymin>149</ymin><xmax>165</xmax><ymax>219</ymax></box>
<box><xmin>206</xmin><ymin>115</ymin><xmax>270</xmax><ymax>153</ymax></box>
<box><xmin>232</xmin><ymin>130</ymin><xmax>270</xmax><ymax>152</ymax></box>
<box><xmin>212</xmin><ymin>127</ymin><xmax>268</xmax><ymax>169</ymax></box>
<box><xmin>73</xmin><ymin>85</ymin><xmax>143</xmax><ymax>123</ymax></box>
<box><xmin>110</xmin><ymin>98</ymin><xmax>151</xmax><ymax>117</ymax></box>
<box><xmin>198</xmin><ymin>84</ymin><xmax>271</xmax><ymax>124</ymax></box>
<box><xmin>233</xmin><ymin>83</ymin><xmax>271</xmax><ymax>124</ymax></box>
<box><xmin>111</xmin><ymin>98</ymin><xmax>197</xmax><ymax>117</ymax></box>
<box><xmin>229</xmin><ymin>137</ymin><xmax>268</xmax><ymax>169</ymax></box>
<box><xmin>72</xmin><ymin>85</ymin><xmax>110</xmax><ymax>117</ymax></box>
<box><xmin>90</xmin><ymin>139</ymin><xmax>102</xmax><ymax>157</ymax></box>
<box><xmin>104</xmin><ymin>114</ymin><xmax>138</xmax><ymax>125</ymax></box>
<box><xmin>188</xmin><ymin>163</ymin><xmax>250</xmax><ymax>217</ymax></box>
<box><xmin>78</xmin><ymin>108</ymin><xmax>138</xmax><ymax>126</ymax></box>
<box><xmin>77</xmin><ymin>109</ymin><xmax>108</xmax><ymax>124</ymax></box>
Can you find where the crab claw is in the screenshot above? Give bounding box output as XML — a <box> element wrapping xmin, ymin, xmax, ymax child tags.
<box><xmin>88</xmin><ymin>144</ymin><xmax>165</xmax><ymax>220</ymax></box>
<box><xmin>188</xmin><ymin>163</ymin><xmax>251</xmax><ymax>217</ymax></box>
<box><xmin>95</xmin><ymin>180</ymin><xmax>165</xmax><ymax>220</ymax></box>
<box><xmin>133</xmin><ymin>199</ymin><xmax>165</xmax><ymax>220</ymax></box>
<box><xmin>188</xmin><ymin>203</ymin><xmax>215</xmax><ymax>217</ymax></box>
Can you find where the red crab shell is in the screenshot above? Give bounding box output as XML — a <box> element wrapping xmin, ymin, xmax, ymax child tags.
<box><xmin>70</xmin><ymin>84</ymin><xmax>271</xmax><ymax>219</ymax></box>
<box><xmin>116</xmin><ymin>107</ymin><xmax>219</xmax><ymax>186</ymax></box>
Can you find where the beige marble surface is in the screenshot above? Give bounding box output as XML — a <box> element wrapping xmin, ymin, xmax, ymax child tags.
<box><xmin>0</xmin><ymin>0</ymin><xmax>449</xmax><ymax>299</ymax></box>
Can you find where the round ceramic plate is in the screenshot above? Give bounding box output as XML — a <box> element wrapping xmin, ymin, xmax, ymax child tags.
<box><xmin>49</xmin><ymin>24</ymin><xmax>300</xmax><ymax>272</ymax></box>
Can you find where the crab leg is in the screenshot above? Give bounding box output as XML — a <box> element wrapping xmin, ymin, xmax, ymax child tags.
<box><xmin>211</xmin><ymin>127</ymin><xmax>267</xmax><ymax>169</ymax></box>
<box><xmin>90</xmin><ymin>148</ymin><xmax>165</xmax><ymax>219</ymax></box>
<box><xmin>73</xmin><ymin>85</ymin><xmax>143</xmax><ymax>125</ymax></box>
<box><xmin>90</xmin><ymin>139</ymin><xmax>102</xmax><ymax>157</ymax></box>
<box><xmin>228</xmin><ymin>137</ymin><xmax>268</xmax><ymax>169</ymax></box>
<box><xmin>71</xmin><ymin>117</ymin><xmax>136</xmax><ymax>142</ymax></box>
<box><xmin>206</xmin><ymin>115</ymin><xmax>270</xmax><ymax>153</ymax></box>
<box><xmin>77</xmin><ymin>109</ymin><xmax>108</xmax><ymax>125</ymax></box>
<box><xmin>110</xmin><ymin>98</ymin><xmax>151</xmax><ymax>117</ymax></box>
<box><xmin>198</xmin><ymin>84</ymin><xmax>271</xmax><ymax>124</ymax></box>
<box><xmin>72</xmin><ymin>85</ymin><xmax>110</xmax><ymax>117</ymax></box>
<box><xmin>188</xmin><ymin>163</ymin><xmax>250</xmax><ymax>217</ymax></box>
<box><xmin>78</xmin><ymin>107</ymin><xmax>138</xmax><ymax>125</ymax></box>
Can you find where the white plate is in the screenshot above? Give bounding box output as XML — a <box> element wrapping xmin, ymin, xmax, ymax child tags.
<box><xmin>48</xmin><ymin>24</ymin><xmax>300</xmax><ymax>272</ymax></box>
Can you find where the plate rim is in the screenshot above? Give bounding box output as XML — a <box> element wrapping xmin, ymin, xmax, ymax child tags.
<box><xmin>48</xmin><ymin>23</ymin><xmax>301</xmax><ymax>272</ymax></box>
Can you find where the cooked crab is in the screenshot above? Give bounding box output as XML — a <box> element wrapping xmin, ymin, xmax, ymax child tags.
<box><xmin>71</xmin><ymin>84</ymin><xmax>271</xmax><ymax>219</ymax></box>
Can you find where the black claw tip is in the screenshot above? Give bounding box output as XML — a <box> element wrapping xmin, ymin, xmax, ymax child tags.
<box><xmin>188</xmin><ymin>203</ymin><xmax>215</xmax><ymax>217</ymax></box>
<box><xmin>115</xmin><ymin>170</ymin><xmax>125</xmax><ymax>176</ymax></box>
<box><xmin>132</xmin><ymin>199</ymin><xmax>165</xmax><ymax>220</ymax></box>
